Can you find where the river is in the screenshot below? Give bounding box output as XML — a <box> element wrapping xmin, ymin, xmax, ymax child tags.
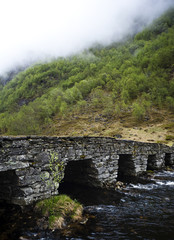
<box><xmin>1</xmin><ymin>170</ymin><xmax>174</xmax><ymax>240</ymax></box>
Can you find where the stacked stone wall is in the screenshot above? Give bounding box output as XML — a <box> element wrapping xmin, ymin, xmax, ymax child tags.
<box><xmin>0</xmin><ymin>136</ymin><xmax>173</xmax><ymax>206</ymax></box>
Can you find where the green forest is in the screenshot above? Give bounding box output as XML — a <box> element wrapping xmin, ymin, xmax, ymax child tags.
<box><xmin>0</xmin><ymin>8</ymin><xmax>174</xmax><ymax>136</ymax></box>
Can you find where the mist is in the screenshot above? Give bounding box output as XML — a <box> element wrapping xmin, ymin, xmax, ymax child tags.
<box><xmin>0</xmin><ymin>0</ymin><xmax>174</xmax><ymax>74</ymax></box>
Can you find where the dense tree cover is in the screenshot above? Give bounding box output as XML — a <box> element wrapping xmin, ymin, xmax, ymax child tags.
<box><xmin>0</xmin><ymin>9</ymin><xmax>174</xmax><ymax>135</ymax></box>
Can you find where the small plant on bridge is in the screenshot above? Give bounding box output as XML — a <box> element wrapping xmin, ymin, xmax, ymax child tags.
<box><xmin>49</xmin><ymin>151</ymin><xmax>65</xmax><ymax>184</ymax></box>
<box><xmin>41</xmin><ymin>151</ymin><xmax>65</xmax><ymax>187</ymax></box>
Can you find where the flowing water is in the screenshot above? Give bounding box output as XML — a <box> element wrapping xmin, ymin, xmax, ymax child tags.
<box><xmin>1</xmin><ymin>170</ymin><xmax>174</xmax><ymax>240</ymax></box>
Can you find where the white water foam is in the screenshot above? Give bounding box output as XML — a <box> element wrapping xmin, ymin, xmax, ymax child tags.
<box><xmin>128</xmin><ymin>171</ymin><xmax>174</xmax><ymax>190</ymax></box>
<box><xmin>128</xmin><ymin>183</ymin><xmax>157</xmax><ymax>190</ymax></box>
<box><xmin>154</xmin><ymin>171</ymin><xmax>174</xmax><ymax>177</ymax></box>
<box><xmin>156</xmin><ymin>181</ymin><xmax>174</xmax><ymax>186</ymax></box>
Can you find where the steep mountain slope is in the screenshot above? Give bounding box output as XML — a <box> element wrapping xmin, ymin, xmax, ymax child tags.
<box><xmin>0</xmin><ymin>9</ymin><xmax>174</xmax><ymax>144</ymax></box>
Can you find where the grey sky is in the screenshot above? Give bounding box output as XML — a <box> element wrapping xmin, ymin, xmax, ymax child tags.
<box><xmin>0</xmin><ymin>0</ymin><xmax>174</xmax><ymax>73</ymax></box>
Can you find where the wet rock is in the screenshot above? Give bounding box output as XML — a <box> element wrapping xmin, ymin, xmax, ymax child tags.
<box><xmin>115</xmin><ymin>181</ymin><xmax>126</xmax><ymax>190</ymax></box>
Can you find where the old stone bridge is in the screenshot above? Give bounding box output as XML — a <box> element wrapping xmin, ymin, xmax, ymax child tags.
<box><xmin>0</xmin><ymin>136</ymin><xmax>174</xmax><ymax>206</ymax></box>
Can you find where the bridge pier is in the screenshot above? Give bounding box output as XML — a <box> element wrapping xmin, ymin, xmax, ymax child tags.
<box><xmin>131</xmin><ymin>154</ymin><xmax>148</xmax><ymax>174</ymax></box>
<box><xmin>92</xmin><ymin>155</ymin><xmax>119</xmax><ymax>188</ymax></box>
<box><xmin>147</xmin><ymin>153</ymin><xmax>166</xmax><ymax>170</ymax></box>
<box><xmin>117</xmin><ymin>154</ymin><xmax>151</xmax><ymax>180</ymax></box>
<box><xmin>165</xmin><ymin>153</ymin><xmax>174</xmax><ymax>167</ymax></box>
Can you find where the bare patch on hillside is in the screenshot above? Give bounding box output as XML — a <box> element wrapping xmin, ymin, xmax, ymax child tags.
<box><xmin>44</xmin><ymin>109</ymin><xmax>174</xmax><ymax>146</ymax></box>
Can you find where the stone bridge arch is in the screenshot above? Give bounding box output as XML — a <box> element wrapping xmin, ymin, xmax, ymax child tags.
<box><xmin>62</xmin><ymin>158</ymin><xmax>97</xmax><ymax>187</ymax></box>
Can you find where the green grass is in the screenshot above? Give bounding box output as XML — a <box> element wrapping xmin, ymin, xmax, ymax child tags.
<box><xmin>35</xmin><ymin>195</ymin><xmax>83</xmax><ymax>229</ymax></box>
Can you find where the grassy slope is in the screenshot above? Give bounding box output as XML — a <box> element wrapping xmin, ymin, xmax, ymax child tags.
<box><xmin>45</xmin><ymin>108</ymin><xmax>174</xmax><ymax>146</ymax></box>
<box><xmin>0</xmin><ymin>9</ymin><xmax>174</xmax><ymax>145</ymax></box>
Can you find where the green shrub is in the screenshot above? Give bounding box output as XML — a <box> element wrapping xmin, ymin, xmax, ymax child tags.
<box><xmin>132</xmin><ymin>102</ymin><xmax>146</xmax><ymax>121</ymax></box>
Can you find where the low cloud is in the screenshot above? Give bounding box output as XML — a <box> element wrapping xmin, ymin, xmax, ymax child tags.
<box><xmin>0</xmin><ymin>0</ymin><xmax>174</xmax><ymax>74</ymax></box>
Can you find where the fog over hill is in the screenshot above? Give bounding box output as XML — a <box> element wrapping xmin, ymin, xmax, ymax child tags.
<box><xmin>0</xmin><ymin>0</ymin><xmax>174</xmax><ymax>74</ymax></box>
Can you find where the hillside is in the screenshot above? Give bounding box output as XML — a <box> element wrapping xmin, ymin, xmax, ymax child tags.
<box><xmin>0</xmin><ymin>9</ymin><xmax>174</xmax><ymax>145</ymax></box>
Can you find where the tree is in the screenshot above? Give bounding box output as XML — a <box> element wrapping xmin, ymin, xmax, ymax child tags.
<box><xmin>132</xmin><ymin>102</ymin><xmax>146</xmax><ymax>121</ymax></box>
